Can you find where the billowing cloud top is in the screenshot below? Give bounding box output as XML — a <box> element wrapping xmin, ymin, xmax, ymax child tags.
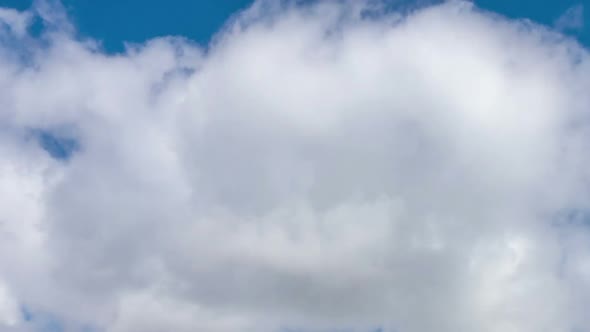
<box><xmin>1</xmin><ymin>0</ymin><xmax>590</xmax><ymax>331</ymax></box>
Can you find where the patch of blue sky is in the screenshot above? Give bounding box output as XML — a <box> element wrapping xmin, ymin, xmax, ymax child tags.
<box><xmin>20</xmin><ymin>305</ymin><xmax>33</xmax><ymax>322</ymax></box>
<box><xmin>1</xmin><ymin>0</ymin><xmax>589</xmax><ymax>52</ymax></box>
<box><xmin>552</xmin><ymin>208</ymin><xmax>590</xmax><ymax>228</ymax></box>
<box><xmin>58</xmin><ymin>0</ymin><xmax>252</xmax><ymax>53</ymax></box>
<box><xmin>31</xmin><ymin>129</ymin><xmax>79</xmax><ymax>161</ymax></box>
<box><xmin>0</xmin><ymin>0</ymin><xmax>31</xmax><ymax>11</ymax></box>
<box><xmin>19</xmin><ymin>306</ymin><xmax>64</xmax><ymax>332</ymax></box>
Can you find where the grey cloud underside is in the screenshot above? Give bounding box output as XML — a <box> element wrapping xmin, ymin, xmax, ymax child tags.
<box><xmin>2</xmin><ymin>0</ymin><xmax>590</xmax><ymax>331</ymax></box>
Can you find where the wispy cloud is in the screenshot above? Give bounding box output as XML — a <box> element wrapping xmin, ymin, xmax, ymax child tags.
<box><xmin>554</xmin><ymin>4</ymin><xmax>584</xmax><ymax>32</ymax></box>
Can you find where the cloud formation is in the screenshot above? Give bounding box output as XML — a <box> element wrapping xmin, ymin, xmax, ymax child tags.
<box><xmin>1</xmin><ymin>0</ymin><xmax>590</xmax><ymax>331</ymax></box>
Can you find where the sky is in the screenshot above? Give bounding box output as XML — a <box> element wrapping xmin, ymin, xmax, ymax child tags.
<box><xmin>0</xmin><ymin>0</ymin><xmax>588</xmax><ymax>51</ymax></box>
<box><xmin>2</xmin><ymin>0</ymin><xmax>590</xmax><ymax>332</ymax></box>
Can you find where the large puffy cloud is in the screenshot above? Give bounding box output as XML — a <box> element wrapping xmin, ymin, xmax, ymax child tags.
<box><xmin>1</xmin><ymin>0</ymin><xmax>590</xmax><ymax>331</ymax></box>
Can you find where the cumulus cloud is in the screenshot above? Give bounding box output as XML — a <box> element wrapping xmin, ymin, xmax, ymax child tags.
<box><xmin>1</xmin><ymin>0</ymin><xmax>590</xmax><ymax>331</ymax></box>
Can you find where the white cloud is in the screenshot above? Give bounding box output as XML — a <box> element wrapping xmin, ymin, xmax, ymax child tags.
<box><xmin>1</xmin><ymin>0</ymin><xmax>590</xmax><ymax>331</ymax></box>
<box><xmin>0</xmin><ymin>281</ymin><xmax>19</xmax><ymax>327</ymax></box>
<box><xmin>0</xmin><ymin>7</ymin><xmax>32</xmax><ymax>37</ymax></box>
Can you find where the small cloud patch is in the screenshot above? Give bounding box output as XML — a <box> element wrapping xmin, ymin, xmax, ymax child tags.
<box><xmin>554</xmin><ymin>4</ymin><xmax>584</xmax><ymax>32</ymax></box>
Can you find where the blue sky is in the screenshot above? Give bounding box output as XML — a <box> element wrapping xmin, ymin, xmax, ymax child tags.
<box><xmin>0</xmin><ymin>0</ymin><xmax>588</xmax><ymax>51</ymax></box>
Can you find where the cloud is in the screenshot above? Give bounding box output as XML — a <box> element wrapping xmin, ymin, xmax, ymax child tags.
<box><xmin>0</xmin><ymin>282</ymin><xmax>18</xmax><ymax>327</ymax></box>
<box><xmin>555</xmin><ymin>4</ymin><xmax>584</xmax><ymax>32</ymax></box>
<box><xmin>1</xmin><ymin>0</ymin><xmax>590</xmax><ymax>331</ymax></box>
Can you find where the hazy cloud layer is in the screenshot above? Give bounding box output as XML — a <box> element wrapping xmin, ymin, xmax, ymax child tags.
<box><xmin>1</xmin><ymin>1</ymin><xmax>590</xmax><ymax>331</ymax></box>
